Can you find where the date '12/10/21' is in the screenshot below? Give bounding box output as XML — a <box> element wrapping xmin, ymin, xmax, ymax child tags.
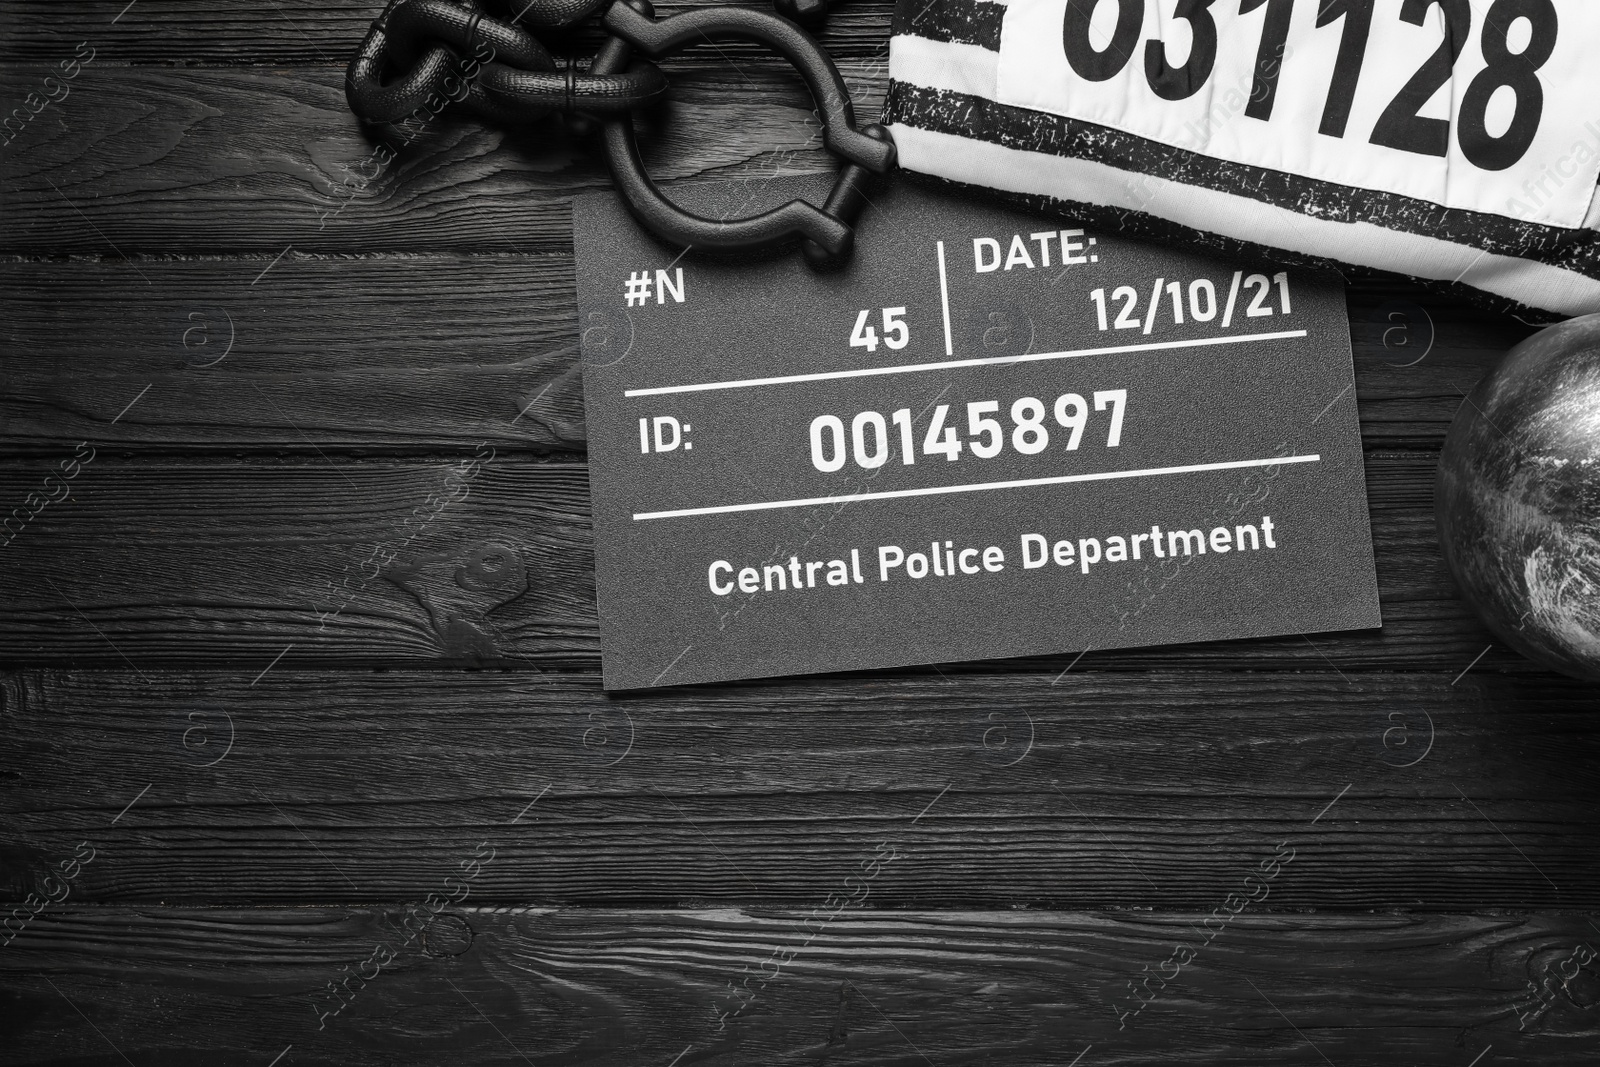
<box><xmin>806</xmin><ymin>269</ymin><xmax>1296</xmax><ymax>474</ymax></box>
<box><xmin>1093</xmin><ymin>270</ymin><xmax>1292</xmax><ymax>333</ymax></box>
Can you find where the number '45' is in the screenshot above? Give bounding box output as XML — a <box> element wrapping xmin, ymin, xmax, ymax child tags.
<box><xmin>850</xmin><ymin>307</ymin><xmax>910</xmax><ymax>353</ymax></box>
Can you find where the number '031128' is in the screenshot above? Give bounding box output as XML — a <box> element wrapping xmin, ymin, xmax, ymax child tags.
<box><xmin>1062</xmin><ymin>0</ymin><xmax>1556</xmax><ymax>169</ymax></box>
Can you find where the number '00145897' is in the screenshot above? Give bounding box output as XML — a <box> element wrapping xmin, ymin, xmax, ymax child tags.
<box><xmin>810</xmin><ymin>392</ymin><xmax>1127</xmax><ymax>473</ymax></box>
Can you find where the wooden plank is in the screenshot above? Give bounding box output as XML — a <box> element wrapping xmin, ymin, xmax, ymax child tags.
<box><xmin>0</xmin><ymin>0</ymin><xmax>898</xmax><ymax>64</ymax></box>
<box><xmin>0</xmin><ymin>62</ymin><xmax>885</xmax><ymax>256</ymax></box>
<box><xmin>3</xmin><ymin>667</ymin><xmax>1596</xmax><ymax>906</ymax></box>
<box><xmin>0</xmin><ymin>259</ymin><xmax>1532</xmax><ymax>451</ymax></box>
<box><xmin>2</xmin><ymin>907</ymin><xmax>1596</xmax><ymax>1064</ymax></box>
<box><xmin>0</xmin><ymin>451</ymin><xmax>1521</xmax><ymax>669</ymax></box>
<box><xmin>0</xmin><ymin>56</ymin><xmax>1551</xmax><ymax>377</ymax></box>
<box><xmin>0</xmin><ymin>456</ymin><xmax>597</xmax><ymax>665</ymax></box>
<box><xmin>1345</xmin><ymin>284</ymin><xmax>1534</xmax><ymax>448</ymax></box>
<box><xmin>0</xmin><ymin>255</ymin><xmax>587</xmax><ymax>453</ymax></box>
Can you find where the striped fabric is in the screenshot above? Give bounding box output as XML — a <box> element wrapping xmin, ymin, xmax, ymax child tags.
<box><xmin>884</xmin><ymin>0</ymin><xmax>1600</xmax><ymax>318</ymax></box>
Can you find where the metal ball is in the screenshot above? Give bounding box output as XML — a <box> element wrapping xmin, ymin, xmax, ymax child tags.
<box><xmin>1436</xmin><ymin>313</ymin><xmax>1600</xmax><ymax>680</ymax></box>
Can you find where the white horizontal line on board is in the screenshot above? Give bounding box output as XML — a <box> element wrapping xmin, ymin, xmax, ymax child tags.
<box><xmin>632</xmin><ymin>454</ymin><xmax>1321</xmax><ymax>521</ymax></box>
<box><xmin>622</xmin><ymin>329</ymin><xmax>1309</xmax><ymax>398</ymax></box>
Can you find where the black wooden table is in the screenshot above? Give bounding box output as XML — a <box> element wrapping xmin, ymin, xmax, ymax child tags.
<box><xmin>3</xmin><ymin>3</ymin><xmax>1598</xmax><ymax>1064</ymax></box>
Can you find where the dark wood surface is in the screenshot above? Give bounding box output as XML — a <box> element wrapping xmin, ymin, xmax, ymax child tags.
<box><xmin>7</xmin><ymin>909</ymin><xmax>1599</xmax><ymax>1065</ymax></box>
<box><xmin>2</xmin><ymin>1</ymin><xmax>1598</xmax><ymax>1064</ymax></box>
<box><xmin>4</xmin><ymin>668</ymin><xmax>1600</xmax><ymax>910</ymax></box>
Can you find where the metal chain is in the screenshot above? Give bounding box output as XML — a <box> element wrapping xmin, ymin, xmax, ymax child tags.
<box><xmin>345</xmin><ymin>0</ymin><xmax>893</xmax><ymax>266</ymax></box>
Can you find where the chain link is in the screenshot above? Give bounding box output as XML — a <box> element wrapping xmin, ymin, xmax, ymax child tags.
<box><xmin>345</xmin><ymin>0</ymin><xmax>892</xmax><ymax>265</ymax></box>
<box><xmin>347</xmin><ymin>0</ymin><xmax>667</xmax><ymax>124</ymax></box>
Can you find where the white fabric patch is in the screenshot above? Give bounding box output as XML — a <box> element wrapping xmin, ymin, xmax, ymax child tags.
<box><xmin>886</xmin><ymin>119</ymin><xmax>1600</xmax><ymax>315</ymax></box>
<box><xmin>889</xmin><ymin>35</ymin><xmax>1000</xmax><ymax>98</ymax></box>
<box><xmin>994</xmin><ymin>0</ymin><xmax>1600</xmax><ymax>228</ymax></box>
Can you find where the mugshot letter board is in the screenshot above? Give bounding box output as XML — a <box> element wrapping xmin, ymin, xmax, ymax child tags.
<box><xmin>573</xmin><ymin>177</ymin><xmax>1379</xmax><ymax>690</ymax></box>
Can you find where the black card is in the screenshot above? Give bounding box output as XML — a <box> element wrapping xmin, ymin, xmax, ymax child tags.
<box><xmin>574</xmin><ymin>176</ymin><xmax>1379</xmax><ymax>690</ymax></box>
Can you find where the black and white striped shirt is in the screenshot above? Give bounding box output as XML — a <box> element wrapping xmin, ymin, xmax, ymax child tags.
<box><xmin>885</xmin><ymin>0</ymin><xmax>1600</xmax><ymax>317</ymax></box>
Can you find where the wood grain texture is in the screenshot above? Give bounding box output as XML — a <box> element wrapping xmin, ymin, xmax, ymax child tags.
<box><xmin>0</xmin><ymin>456</ymin><xmax>596</xmax><ymax>665</ymax></box>
<box><xmin>0</xmin><ymin>451</ymin><xmax>1525</xmax><ymax>670</ymax></box>
<box><xmin>0</xmin><ymin>255</ymin><xmax>587</xmax><ymax>452</ymax></box>
<box><xmin>0</xmin><ymin>61</ymin><xmax>887</xmax><ymax>255</ymax></box>
<box><xmin>3</xmin><ymin>668</ymin><xmax>1597</xmax><ymax>906</ymax></box>
<box><xmin>3</xmin><ymin>907</ymin><xmax>1597</xmax><ymax>1065</ymax></box>
<box><xmin>0</xmin><ymin>0</ymin><xmax>899</xmax><ymax>64</ymax></box>
<box><xmin>2</xmin><ymin>6</ymin><xmax>1594</xmax><ymax>1067</ymax></box>
<box><xmin>0</xmin><ymin>259</ymin><xmax>1533</xmax><ymax>452</ymax></box>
